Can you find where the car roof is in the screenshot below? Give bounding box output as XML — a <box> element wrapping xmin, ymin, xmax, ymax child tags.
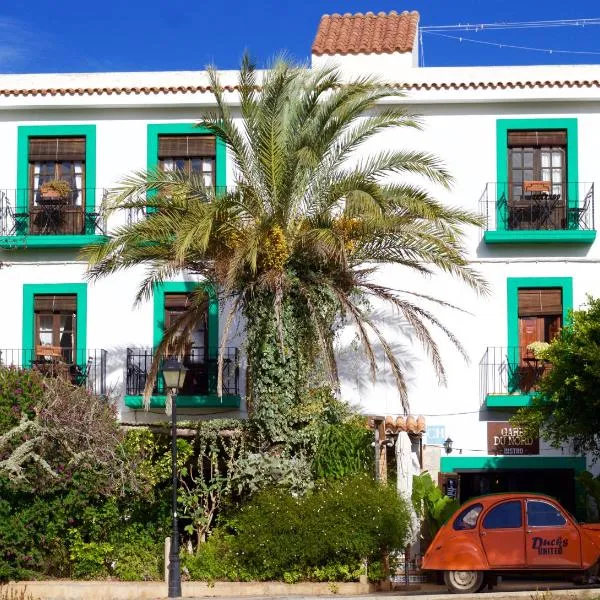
<box><xmin>462</xmin><ymin>492</ymin><xmax>560</xmax><ymax>506</ymax></box>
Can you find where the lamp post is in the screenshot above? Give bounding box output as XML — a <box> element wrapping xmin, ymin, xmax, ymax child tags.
<box><xmin>162</xmin><ymin>357</ymin><xmax>187</xmax><ymax>599</ymax></box>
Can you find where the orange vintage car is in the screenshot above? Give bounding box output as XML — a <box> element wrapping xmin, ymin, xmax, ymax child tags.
<box><xmin>422</xmin><ymin>493</ymin><xmax>600</xmax><ymax>594</ymax></box>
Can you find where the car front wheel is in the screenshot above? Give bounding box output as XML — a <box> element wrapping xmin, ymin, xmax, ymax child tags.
<box><xmin>444</xmin><ymin>569</ymin><xmax>485</xmax><ymax>594</ymax></box>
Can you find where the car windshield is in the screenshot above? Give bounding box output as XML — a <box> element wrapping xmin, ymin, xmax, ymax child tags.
<box><xmin>453</xmin><ymin>503</ymin><xmax>483</xmax><ymax>530</ymax></box>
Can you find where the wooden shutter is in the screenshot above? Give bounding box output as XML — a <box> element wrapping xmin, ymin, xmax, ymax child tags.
<box><xmin>164</xmin><ymin>294</ymin><xmax>191</xmax><ymax>310</ymax></box>
<box><xmin>158</xmin><ymin>135</ymin><xmax>215</xmax><ymax>158</ymax></box>
<box><xmin>28</xmin><ymin>137</ymin><xmax>86</xmax><ymax>161</ymax></box>
<box><xmin>508</xmin><ymin>130</ymin><xmax>567</xmax><ymax>147</ymax></box>
<box><xmin>518</xmin><ymin>289</ymin><xmax>562</xmax><ymax>316</ymax></box>
<box><xmin>34</xmin><ymin>294</ymin><xmax>77</xmax><ymax>312</ymax></box>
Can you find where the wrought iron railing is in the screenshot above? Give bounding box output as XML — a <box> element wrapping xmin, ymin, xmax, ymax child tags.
<box><xmin>479</xmin><ymin>346</ymin><xmax>550</xmax><ymax>404</ymax></box>
<box><xmin>126</xmin><ymin>347</ymin><xmax>239</xmax><ymax>396</ymax></box>
<box><xmin>0</xmin><ymin>189</ymin><xmax>107</xmax><ymax>236</ymax></box>
<box><xmin>478</xmin><ymin>182</ymin><xmax>594</xmax><ymax>232</ymax></box>
<box><xmin>0</xmin><ymin>348</ymin><xmax>107</xmax><ymax>396</ymax></box>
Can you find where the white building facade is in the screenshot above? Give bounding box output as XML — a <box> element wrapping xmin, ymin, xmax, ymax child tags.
<box><xmin>0</xmin><ymin>9</ymin><xmax>596</xmax><ymax>516</ymax></box>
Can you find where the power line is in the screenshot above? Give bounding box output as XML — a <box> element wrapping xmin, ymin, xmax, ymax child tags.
<box><xmin>420</xmin><ymin>18</ymin><xmax>600</xmax><ymax>32</ymax></box>
<box><xmin>421</xmin><ymin>30</ymin><xmax>600</xmax><ymax>57</ymax></box>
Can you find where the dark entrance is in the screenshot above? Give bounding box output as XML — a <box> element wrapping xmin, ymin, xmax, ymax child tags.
<box><xmin>457</xmin><ymin>469</ymin><xmax>576</xmax><ymax>515</ymax></box>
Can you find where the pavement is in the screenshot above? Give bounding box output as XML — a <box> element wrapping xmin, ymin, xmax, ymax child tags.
<box><xmin>182</xmin><ymin>580</ymin><xmax>600</xmax><ymax>600</ymax></box>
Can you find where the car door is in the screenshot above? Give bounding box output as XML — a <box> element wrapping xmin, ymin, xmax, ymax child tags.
<box><xmin>525</xmin><ymin>499</ymin><xmax>581</xmax><ymax>569</ymax></box>
<box><xmin>479</xmin><ymin>499</ymin><xmax>526</xmax><ymax>568</ymax></box>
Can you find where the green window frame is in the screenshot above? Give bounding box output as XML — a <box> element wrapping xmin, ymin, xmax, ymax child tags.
<box><xmin>22</xmin><ymin>283</ymin><xmax>87</xmax><ymax>367</ymax></box>
<box><xmin>507</xmin><ymin>277</ymin><xmax>573</xmax><ymax>349</ymax></box>
<box><xmin>153</xmin><ymin>281</ymin><xmax>219</xmax><ymax>394</ymax></box>
<box><xmin>485</xmin><ymin>277</ymin><xmax>573</xmax><ymax>407</ymax></box>
<box><xmin>147</xmin><ymin>123</ymin><xmax>226</xmax><ymax>187</ymax></box>
<box><xmin>485</xmin><ymin>119</ymin><xmax>594</xmax><ymax>244</ymax></box>
<box><xmin>7</xmin><ymin>125</ymin><xmax>102</xmax><ymax>247</ymax></box>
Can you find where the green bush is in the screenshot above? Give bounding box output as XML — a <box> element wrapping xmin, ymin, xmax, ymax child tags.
<box><xmin>0</xmin><ymin>367</ymin><xmax>43</xmax><ymax>433</ymax></box>
<box><xmin>192</xmin><ymin>474</ymin><xmax>409</xmax><ymax>582</ymax></box>
<box><xmin>111</xmin><ymin>525</ymin><xmax>163</xmax><ymax>581</ymax></box>
<box><xmin>312</xmin><ymin>419</ymin><xmax>373</xmax><ymax>479</ymax></box>
<box><xmin>182</xmin><ymin>530</ymin><xmax>251</xmax><ymax>582</ymax></box>
<box><xmin>411</xmin><ymin>472</ymin><xmax>459</xmax><ymax>546</ymax></box>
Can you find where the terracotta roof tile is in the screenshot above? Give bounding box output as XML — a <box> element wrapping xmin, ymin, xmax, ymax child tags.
<box><xmin>2</xmin><ymin>79</ymin><xmax>600</xmax><ymax>98</ymax></box>
<box><xmin>312</xmin><ymin>10</ymin><xmax>419</xmax><ymax>56</ymax></box>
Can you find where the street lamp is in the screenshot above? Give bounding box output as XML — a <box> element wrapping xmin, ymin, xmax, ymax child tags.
<box><xmin>162</xmin><ymin>357</ymin><xmax>187</xmax><ymax>599</ymax></box>
<box><xmin>443</xmin><ymin>437</ymin><xmax>454</xmax><ymax>455</ymax></box>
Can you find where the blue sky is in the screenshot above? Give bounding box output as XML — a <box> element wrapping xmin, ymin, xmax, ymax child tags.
<box><xmin>2</xmin><ymin>0</ymin><xmax>600</xmax><ymax>73</ymax></box>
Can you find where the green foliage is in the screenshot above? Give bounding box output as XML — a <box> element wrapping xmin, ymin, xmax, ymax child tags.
<box><xmin>412</xmin><ymin>472</ymin><xmax>459</xmax><ymax>545</ymax></box>
<box><xmin>68</xmin><ymin>530</ymin><xmax>113</xmax><ymax>579</ymax></box>
<box><xmin>67</xmin><ymin>524</ymin><xmax>163</xmax><ymax>581</ymax></box>
<box><xmin>85</xmin><ymin>56</ymin><xmax>486</xmax><ymax>421</ymax></box>
<box><xmin>578</xmin><ymin>471</ymin><xmax>600</xmax><ymax>520</ymax></box>
<box><xmin>512</xmin><ymin>296</ymin><xmax>600</xmax><ymax>458</ymax></box>
<box><xmin>0</xmin><ymin>369</ymin><xmax>169</xmax><ymax>582</ymax></box>
<box><xmin>313</xmin><ymin>418</ymin><xmax>373</xmax><ymax>479</ymax></box>
<box><xmin>0</xmin><ymin>368</ymin><xmax>42</xmax><ymax>433</ymax></box>
<box><xmin>233</xmin><ymin>452</ymin><xmax>313</xmax><ymax>497</ymax></box>
<box><xmin>244</xmin><ymin>290</ymin><xmax>323</xmax><ymax>446</ymax></box>
<box><xmin>193</xmin><ymin>475</ymin><xmax>409</xmax><ymax>582</ymax></box>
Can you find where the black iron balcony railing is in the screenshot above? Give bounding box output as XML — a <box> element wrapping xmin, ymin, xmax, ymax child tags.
<box><xmin>480</xmin><ymin>346</ymin><xmax>550</xmax><ymax>403</ymax></box>
<box><xmin>0</xmin><ymin>189</ymin><xmax>106</xmax><ymax>236</ymax></box>
<box><xmin>478</xmin><ymin>182</ymin><xmax>594</xmax><ymax>232</ymax></box>
<box><xmin>126</xmin><ymin>347</ymin><xmax>239</xmax><ymax>396</ymax></box>
<box><xmin>126</xmin><ymin>186</ymin><xmax>229</xmax><ymax>225</ymax></box>
<box><xmin>0</xmin><ymin>348</ymin><xmax>107</xmax><ymax>396</ymax></box>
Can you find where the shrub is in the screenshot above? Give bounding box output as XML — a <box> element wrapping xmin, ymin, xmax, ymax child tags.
<box><xmin>411</xmin><ymin>472</ymin><xmax>459</xmax><ymax>547</ymax></box>
<box><xmin>196</xmin><ymin>474</ymin><xmax>409</xmax><ymax>582</ymax></box>
<box><xmin>312</xmin><ymin>419</ymin><xmax>373</xmax><ymax>479</ymax></box>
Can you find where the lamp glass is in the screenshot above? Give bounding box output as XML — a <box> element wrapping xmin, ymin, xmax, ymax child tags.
<box><xmin>162</xmin><ymin>357</ymin><xmax>187</xmax><ymax>390</ymax></box>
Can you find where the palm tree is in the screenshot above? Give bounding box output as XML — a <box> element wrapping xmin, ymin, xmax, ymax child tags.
<box><xmin>84</xmin><ymin>56</ymin><xmax>486</xmax><ymax>438</ymax></box>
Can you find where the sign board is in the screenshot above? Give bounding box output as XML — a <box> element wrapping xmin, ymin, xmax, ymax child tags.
<box><xmin>426</xmin><ymin>425</ymin><xmax>446</xmax><ymax>445</ymax></box>
<box><xmin>487</xmin><ymin>422</ymin><xmax>539</xmax><ymax>455</ymax></box>
<box><xmin>438</xmin><ymin>472</ymin><xmax>459</xmax><ymax>499</ymax></box>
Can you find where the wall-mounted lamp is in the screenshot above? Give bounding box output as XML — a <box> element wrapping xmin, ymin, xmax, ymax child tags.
<box><xmin>443</xmin><ymin>437</ymin><xmax>453</xmax><ymax>455</ymax></box>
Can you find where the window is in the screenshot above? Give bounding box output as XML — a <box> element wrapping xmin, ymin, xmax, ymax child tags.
<box><xmin>508</xmin><ymin>130</ymin><xmax>567</xmax><ymax>231</ymax></box>
<box><xmin>483</xmin><ymin>501</ymin><xmax>522</xmax><ymax>529</ymax></box>
<box><xmin>158</xmin><ymin>135</ymin><xmax>215</xmax><ymax>187</ymax></box>
<box><xmin>28</xmin><ymin>137</ymin><xmax>86</xmax><ymax>235</ymax></box>
<box><xmin>34</xmin><ymin>294</ymin><xmax>77</xmax><ymax>362</ymax></box>
<box><xmin>162</xmin><ymin>291</ymin><xmax>210</xmax><ymax>395</ymax></box>
<box><xmin>518</xmin><ymin>288</ymin><xmax>562</xmax><ymax>347</ymax></box>
<box><xmin>453</xmin><ymin>504</ymin><xmax>483</xmax><ymax>530</ymax></box>
<box><xmin>527</xmin><ymin>500</ymin><xmax>567</xmax><ymax>527</ymax></box>
<box><xmin>509</xmin><ymin>131</ymin><xmax>566</xmax><ymax>199</ymax></box>
<box><xmin>164</xmin><ymin>292</ymin><xmax>209</xmax><ymax>353</ymax></box>
<box><xmin>516</xmin><ymin>287</ymin><xmax>562</xmax><ymax>392</ymax></box>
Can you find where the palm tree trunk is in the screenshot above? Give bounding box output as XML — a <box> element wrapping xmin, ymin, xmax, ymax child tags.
<box><xmin>244</xmin><ymin>291</ymin><xmax>313</xmax><ymax>446</ymax></box>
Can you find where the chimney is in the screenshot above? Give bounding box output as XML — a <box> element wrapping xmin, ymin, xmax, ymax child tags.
<box><xmin>311</xmin><ymin>10</ymin><xmax>420</xmax><ymax>78</ymax></box>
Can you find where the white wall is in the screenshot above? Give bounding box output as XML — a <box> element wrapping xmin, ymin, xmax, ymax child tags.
<box><xmin>0</xmin><ymin>67</ymin><xmax>598</xmax><ymax>467</ymax></box>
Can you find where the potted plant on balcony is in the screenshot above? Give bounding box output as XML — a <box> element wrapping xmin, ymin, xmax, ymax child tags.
<box><xmin>526</xmin><ymin>341</ymin><xmax>550</xmax><ymax>360</ymax></box>
<box><xmin>39</xmin><ymin>179</ymin><xmax>72</xmax><ymax>204</ymax></box>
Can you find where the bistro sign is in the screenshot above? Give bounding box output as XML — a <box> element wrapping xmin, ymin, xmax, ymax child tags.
<box><xmin>487</xmin><ymin>422</ymin><xmax>539</xmax><ymax>455</ymax></box>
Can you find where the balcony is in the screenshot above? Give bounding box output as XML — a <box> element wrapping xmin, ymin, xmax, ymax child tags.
<box><xmin>125</xmin><ymin>347</ymin><xmax>240</xmax><ymax>410</ymax></box>
<box><xmin>479</xmin><ymin>182</ymin><xmax>596</xmax><ymax>244</ymax></box>
<box><xmin>479</xmin><ymin>346</ymin><xmax>550</xmax><ymax>410</ymax></box>
<box><xmin>0</xmin><ymin>189</ymin><xmax>107</xmax><ymax>248</ymax></box>
<box><xmin>0</xmin><ymin>348</ymin><xmax>107</xmax><ymax>396</ymax></box>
